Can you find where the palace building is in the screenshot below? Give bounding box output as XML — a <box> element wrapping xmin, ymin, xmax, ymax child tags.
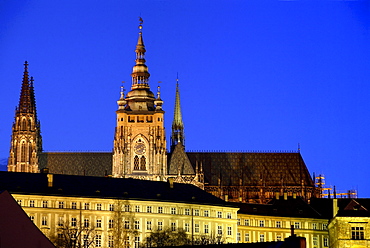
<box><xmin>7</xmin><ymin>20</ymin><xmax>317</xmax><ymax>204</ymax></box>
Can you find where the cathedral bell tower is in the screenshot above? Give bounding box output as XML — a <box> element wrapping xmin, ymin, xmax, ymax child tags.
<box><xmin>112</xmin><ymin>19</ymin><xmax>166</xmax><ymax>180</ymax></box>
<box><xmin>8</xmin><ymin>61</ymin><xmax>42</xmax><ymax>173</ymax></box>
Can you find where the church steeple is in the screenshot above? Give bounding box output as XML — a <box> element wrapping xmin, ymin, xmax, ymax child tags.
<box><xmin>171</xmin><ymin>78</ymin><xmax>185</xmax><ymax>151</ymax></box>
<box><xmin>131</xmin><ymin>18</ymin><xmax>150</xmax><ymax>89</ymax></box>
<box><xmin>8</xmin><ymin>61</ymin><xmax>42</xmax><ymax>173</ymax></box>
<box><xmin>112</xmin><ymin>19</ymin><xmax>167</xmax><ymax>180</ymax></box>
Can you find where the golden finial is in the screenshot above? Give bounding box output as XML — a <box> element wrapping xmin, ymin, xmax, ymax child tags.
<box><xmin>139</xmin><ymin>17</ymin><xmax>143</xmax><ymax>30</ymax></box>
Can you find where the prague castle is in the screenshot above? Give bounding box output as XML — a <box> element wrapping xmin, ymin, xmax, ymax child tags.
<box><xmin>5</xmin><ymin>19</ymin><xmax>370</xmax><ymax>248</ymax></box>
<box><xmin>7</xmin><ymin>20</ymin><xmax>317</xmax><ymax>204</ymax></box>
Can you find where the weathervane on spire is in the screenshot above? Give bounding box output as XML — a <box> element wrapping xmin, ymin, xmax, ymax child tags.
<box><xmin>120</xmin><ymin>81</ymin><xmax>126</xmax><ymax>99</ymax></box>
<box><xmin>157</xmin><ymin>81</ymin><xmax>162</xmax><ymax>99</ymax></box>
<box><xmin>139</xmin><ymin>17</ymin><xmax>143</xmax><ymax>30</ymax></box>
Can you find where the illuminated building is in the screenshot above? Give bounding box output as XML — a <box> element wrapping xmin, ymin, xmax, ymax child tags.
<box><xmin>8</xmin><ymin>19</ymin><xmax>316</xmax><ymax>205</ymax></box>
<box><xmin>0</xmin><ymin>171</ymin><xmax>238</xmax><ymax>246</ymax></box>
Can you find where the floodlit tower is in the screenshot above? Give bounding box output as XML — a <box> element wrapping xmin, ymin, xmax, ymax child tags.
<box><xmin>112</xmin><ymin>18</ymin><xmax>166</xmax><ymax>180</ymax></box>
<box><xmin>8</xmin><ymin>61</ymin><xmax>42</xmax><ymax>173</ymax></box>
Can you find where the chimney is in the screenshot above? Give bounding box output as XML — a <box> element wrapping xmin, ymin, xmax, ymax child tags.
<box><xmin>47</xmin><ymin>174</ymin><xmax>53</xmax><ymax>187</ymax></box>
<box><xmin>168</xmin><ymin>177</ymin><xmax>174</xmax><ymax>189</ymax></box>
<box><xmin>333</xmin><ymin>199</ymin><xmax>339</xmax><ymax>217</ymax></box>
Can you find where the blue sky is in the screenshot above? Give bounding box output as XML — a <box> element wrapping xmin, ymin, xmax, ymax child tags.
<box><xmin>1</xmin><ymin>1</ymin><xmax>370</xmax><ymax>196</ymax></box>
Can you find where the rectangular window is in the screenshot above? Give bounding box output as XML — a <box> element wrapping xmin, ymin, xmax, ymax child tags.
<box><xmin>323</xmin><ymin>223</ymin><xmax>328</xmax><ymax>230</ymax></box>
<box><xmin>171</xmin><ymin>207</ymin><xmax>176</xmax><ymax>215</ymax></box>
<box><xmin>294</xmin><ymin>222</ymin><xmax>300</xmax><ymax>229</ymax></box>
<box><xmin>134</xmin><ymin>237</ymin><xmax>140</xmax><ymax>248</ymax></box>
<box><xmin>227</xmin><ymin>213</ymin><xmax>232</xmax><ymax>219</ymax></box>
<box><xmin>17</xmin><ymin>199</ymin><xmax>22</xmax><ymax>206</ymax></box>
<box><xmin>59</xmin><ymin>201</ymin><xmax>64</xmax><ymax>209</ymax></box>
<box><xmin>312</xmin><ymin>223</ymin><xmax>317</xmax><ymax>230</ymax></box>
<box><xmin>185</xmin><ymin>223</ymin><xmax>189</xmax><ymax>232</ymax></box>
<box><xmin>108</xmin><ymin>235</ymin><xmax>114</xmax><ymax>248</ymax></box>
<box><xmin>217</xmin><ymin>211</ymin><xmax>222</xmax><ymax>218</ymax></box>
<box><xmin>84</xmin><ymin>203</ymin><xmax>89</xmax><ymax>210</ymax></box>
<box><xmin>71</xmin><ymin>217</ymin><xmax>77</xmax><ymax>227</ymax></box>
<box><xmin>260</xmin><ymin>234</ymin><xmax>265</xmax><ymax>242</ymax></box>
<box><xmin>158</xmin><ymin>221</ymin><xmax>163</xmax><ymax>231</ymax></box>
<box><xmin>30</xmin><ymin>215</ymin><xmax>34</xmax><ymax>223</ymax></box>
<box><xmin>245</xmin><ymin>233</ymin><xmax>250</xmax><ymax>242</ymax></box>
<box><xmin>217</xmin><ymin>226</ymin><xmax>222</xmax><ymax>235</ymax></box>
<box><xmin>96</xmin><ymin>219</ymin><xmax>102</xmax><ymax>228</ymax></box>
<box><xmin>237</xmin><ymin>232</ymin><xmax>240</xmax><ymax>242</ymax></box>
<box><xmin>30</xmin><ymin>200</ymin><xmax>35</xmax><ymax>207</ymax></box>
<box><xmin>83</xmin><ymin>235</ymin><xmax>89</xmax><ymax>248</ymax></box>
<box><xmin>42</xmin><ymin>216</ymin><xmax>47</xmax><ymax>225</ymax></box>
<box><xmin>84</xmin><ymin>218</ymin><xmax>89</xmax><ymax>228</ymax></box>
<box><xmin>42</xmin><ymin>200</ymin><xmax>48</xmax><ymax>208</ymax></box>
<box><xmin>72</xmin><ymin>202</ymin><xmax>77</xmax><ymax>209</ymax></box>
<box><xmin>204</xmin><ymin>224</ymin><xmax>209</xmax><ymax>234</ymax></box>
<box><xmin>147</xmin><ymin>221</ymin><xmax>152</xmax><ymax>230</ymax></box>
<box><xmin>276</xmin><ymin>221</ymin><xmax>281</xmax><ymax>228</ymax></box>
<box><xmin>125</xmin><ymin>205</ymin><xmax>130</xmax><ymax>212</ymax></box>
<box><xmin>259</xmin><ymin>220</ymin><xmax>265</xmax><ymax>227</ymax></box>
<box><xmin>204</xmin><ymin>210</ymin><xmax>209</xmax><ymax>217</ymax></box>
<box><xmin>158</xmin><ymin>206</ymin><xmax>163</xmax><ymax>213</ymax></box>
<box><xmin>194</xmin><ymin>223</ymin><xmax>199</xmax><ymax>233</ymax></box>
<box><xmin>323</xmin><ymin>237</ymin><xmax>328</xmax><ymax>247</ymax></box>
<box><xmin>352</xmin><ymin>227</ymin><xmax>365</xmax><ymax>240</ymax></box>
<box><xmin>185</xmin><ymin>209</ymin><xmax>190</xmax><ymax>215</ymax></box>
<box><xmin>244</xmin><ymin>219</ymin><xmax>249</xmax><ymax>226</ymax></box>
<box><xmin>227</xmin><ymin>226</ymin><xmax>232</xmax><ymax>235</ymax></box>
<box><xmin>124</xmin><ymin>220</ymin><xmax>130</xmax><ymax>229</ymax></box>
<box><xmin>237</xmin><ymin>219</ymin><xmax>241</xmax><ymax>225</ymax></box>
<box><xmin>171</xmin><ymin>222</ymin><xmax>176</xmax><ymax>231</ymax></box>
<box><xmin>109</xmin><ymin>219</ymin><xmax>114</xmax><ymax>228</ymax></box>
<box><xmin>313</xmin><ymin>237</ymin><xmax>318</xmax><ymax>246</ymax></box>
<box><xmin>277</xmin><ymin>235</ymin><xmax>281</xmax><ymax>241</ymax></box>
<box><xmin>58</xmin><ymin>216</ymin><xmax>64</xmax><ymax>226</ymax></box>
<box><xmin>96</xmin><ymin>203</ymin><xmax>101</xmax><ymax>210</ymax></box>
<box><xmin>135</xmin><ymin>206</ymin><xmax>140</xmax><ymax>212</ymax></box>
<box><xmin>96</xmin><ymin>235</ymin><xmax>101</xmax><ymax>247</ymax></box>
<box><xmin>109</xmin><ymin>204</ymin><xmax>114</xmax><ymax>211</ymax></box>
<box><xmin>147</xmin><ymin>206</ymin><xmax>152</xmax><ymax>213</ymax></box>
<box><xmin>194</xmin><ymin>209</ymin><xmax>199</xmax><ymax>216</ymax></box>
<box><xmin>134</xmin><ymin>220</ymin><xmax>140</xmax><ymax>230</ymax></box>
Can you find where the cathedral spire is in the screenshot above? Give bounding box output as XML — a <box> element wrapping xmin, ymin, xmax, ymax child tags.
<box><xmin>131</xmin><ymin>17</ymin><xmax>150</xmax><ymax>89</ymax></box>
<box><xmin>171</xmin><ymin>77</ymin><xmax>185</xmax><ymax>150</ymax></box>
<box><xmin>8</xmin><ymin>61</ymin><xmax>42</xmax><ymax>173</ymax></box>
<box><xmin>17</xmin><ymin>61</ymin><xmax>34</xmax><ymax>114</ymax></box>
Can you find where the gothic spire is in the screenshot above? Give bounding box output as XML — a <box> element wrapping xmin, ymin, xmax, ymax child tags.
<box><xmin>171</xmin><ymin>78</ymin><xmax>185</xmax><ymax>150</ymax></box>
<box><xmin>17</xmin><ymin>61</ymin><xmax>35</xmax><ymax>114</ymax></box>
<box><xmin>131</xmin><ymin>17</ymin><xmax>150</xmax><ymax>89</ymax></box>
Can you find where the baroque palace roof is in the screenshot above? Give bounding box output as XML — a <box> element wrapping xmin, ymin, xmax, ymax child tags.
<box><xmin>0</xmin><ymin>171</ymin><xmax>233</xmax><ymax>207</ymax></box>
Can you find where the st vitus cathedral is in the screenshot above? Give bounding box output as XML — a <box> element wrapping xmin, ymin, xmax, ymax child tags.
<box><xmin>7</xmin><ymin>20</ymin><xmax>317</xmax><ymax>203</ymax></box>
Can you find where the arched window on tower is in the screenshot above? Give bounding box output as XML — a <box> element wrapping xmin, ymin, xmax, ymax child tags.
<box><xmin>21</xmin><ymin>142</ymin><xmax>26</xmax><ymax>162</ymax></box>
<box><xmin>21</xmin><ymin>119</ymin><xmax>26</xmax><ymax>131</ymax></box>
<box><xmin>28</xmin><ymin>118</ymin><xmax>32</xmax><ymax>130</ymax></box>
<box><xmin>134</xmin><ymin>155</ymin><xmax>140</xmax><ymax>170</ymax></box>
<box><xmin>140</xmin><ymin>156</ymin><xmax>146</xmax><ymax>170</ymax></box>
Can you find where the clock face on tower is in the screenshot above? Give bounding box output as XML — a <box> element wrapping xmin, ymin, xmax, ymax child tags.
<box><xmin>134</xmin><ymin>141</ymin><xmax>146</xmax><ymax>155</ymax></box>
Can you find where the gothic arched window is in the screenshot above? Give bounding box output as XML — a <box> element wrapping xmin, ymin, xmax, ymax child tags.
<box><xmin>140</xmin><ymin>156</ymin><xmax>146</xmax><ymax>170</ymax></box>
<box><xmin>134</xmin><ymin>155</ymin><xmax>140</xmax><ymax>170</ymax></box>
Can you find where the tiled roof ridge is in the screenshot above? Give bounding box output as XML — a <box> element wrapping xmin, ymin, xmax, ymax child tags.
<box><xmin>186</xmin><ymin>150</ymin><xmax>299</xmax><ymax>153</ymax></box>
<box><xmin>43</xmin><ymin>151</ymin><xmax>111</xmax><ymax>153</ymax></box>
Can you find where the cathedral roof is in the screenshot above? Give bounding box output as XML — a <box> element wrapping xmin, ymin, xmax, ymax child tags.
<box><xmin>187</xmin><ymin>152</ymin><xmax>314</xmax><ymax>187</ymax></box>
<box><xmin>39</xmin><ymin>152</ymin><xmax>112</xmax><ymax>177</ymax></box>
<box><xmin>0</xmin><ymin>171</ymin><xmax>232</xmax><ymax>207</ymax></box>
<box><xmin>168</xmin><ymin>143</ymin><xmax>195</xmax><ymax>175</ymax></box>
